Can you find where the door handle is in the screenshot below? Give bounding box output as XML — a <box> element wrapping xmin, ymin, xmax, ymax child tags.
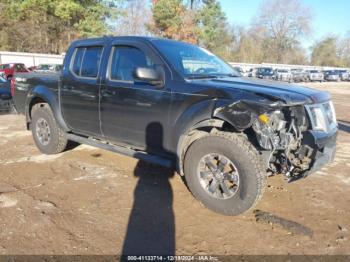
<box><xmin>101</xmin><ymin>88</ymin><xmax>116</xmax><ymax>96</ymax></box>
<box><xmin>63</xmin><ymin>85</ymin><xmax>74</xmax><ymax>91</ymax></box>
<box><xmin>136</xmin><ymin>102</ymin><xmax>151</xmax><ymax>107</ymax></box>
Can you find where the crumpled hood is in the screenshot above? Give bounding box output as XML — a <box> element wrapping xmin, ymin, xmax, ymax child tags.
<box><xmin>199</xmin><ymin>77</ymin><xmax>331</xmax><ymax>105</ymax></box>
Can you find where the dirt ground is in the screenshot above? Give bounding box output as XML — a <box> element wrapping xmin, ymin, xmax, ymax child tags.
<box><xmin>0</xmin><ymin>82</ymin><xmax>349</xmax><ymax>256</ymax></box>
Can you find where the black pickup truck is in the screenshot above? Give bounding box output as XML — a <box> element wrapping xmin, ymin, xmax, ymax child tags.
<box><xmin>12</xmin><ymin>36</ymin><xmax>337</xmax><ymax>215</ymax></box>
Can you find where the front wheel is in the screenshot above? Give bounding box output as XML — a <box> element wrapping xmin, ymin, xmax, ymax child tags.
<box><xmin>184</xmin><ymin>133</ymin><xmax>266</xmax><ymax>216</ymax></box>
<box><xmin>31</xmin><ymin>103</ymin><xmax>68</xmax><ymax>154</ymax></box>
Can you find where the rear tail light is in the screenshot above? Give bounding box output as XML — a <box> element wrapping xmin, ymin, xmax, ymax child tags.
<box><xmin>10</xmin><ymin>77</ymin><xmax>15</xmax><ymax>97</ymax></box>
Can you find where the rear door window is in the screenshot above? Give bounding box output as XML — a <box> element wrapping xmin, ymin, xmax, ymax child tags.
<box><xmin>71</xmin><ymin>46</ymin><xmax>103</xmax><ymax>78</ymax></box>
<box><xmin>72</xmin><ymin>48</ymin><xmax>85</xmax><ymax>75</ymax></box>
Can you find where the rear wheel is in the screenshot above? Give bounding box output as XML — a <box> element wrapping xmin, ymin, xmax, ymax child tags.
<box><xmin>184</xmin><ymin>133</ymin><xmax>266</xmax><ymax>216</ymax></box>
<box><xmin>31</xmin><ymin>103</ymin><xmax>68</xmax><ymax>154</ymax></box>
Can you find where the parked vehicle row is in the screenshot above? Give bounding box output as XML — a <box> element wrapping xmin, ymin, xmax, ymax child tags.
<box><xmin>0</xmin><ymin>63</ymin><xmax>62</xmax><ymax>80</ymax></box>
<box><xmin>234</xmin><ymin>66</ymin><xmax>350</xmax><ymax>82</ymax></box>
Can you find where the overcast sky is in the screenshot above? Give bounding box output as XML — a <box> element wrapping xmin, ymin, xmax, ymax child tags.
<box><xmin>220</xmin><ymin>0</ymin><xmax>350</xmax><ymax>49</ymax></box>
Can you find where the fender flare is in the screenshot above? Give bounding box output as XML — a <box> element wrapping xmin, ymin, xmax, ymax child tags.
<box><xmin>25</xmin><ymin>85</ymin><xmax>70</xmax><ymax>132</ymax></box>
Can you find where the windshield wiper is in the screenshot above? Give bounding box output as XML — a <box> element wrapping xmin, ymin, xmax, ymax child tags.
<box><xmin>219</xmin><ymin>73</ymin><xmax>240</xmax><ymax>77</ymax></box>
<box><xmin>186</xmin><ymin>75</ymin><xmax>219</xmax><ymax>80</ymax></box>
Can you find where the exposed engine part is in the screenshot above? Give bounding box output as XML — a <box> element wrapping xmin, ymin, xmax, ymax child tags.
<box><xmin>252</xmin><ymin>106</ymin><xmax>315</xmax><ymax>181</ymax></box>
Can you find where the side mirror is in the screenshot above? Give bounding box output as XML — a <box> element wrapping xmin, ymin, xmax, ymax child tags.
<box><xmin>133</xmin><ymin>67</ymin><xmax>164</xmax><ymax>88</ymax></box>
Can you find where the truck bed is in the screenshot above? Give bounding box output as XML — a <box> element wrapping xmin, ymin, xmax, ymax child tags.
<box><xmin>13</xmin><ymin>72</ymin><xmax>60</xmax><ymax>114</ymax></box>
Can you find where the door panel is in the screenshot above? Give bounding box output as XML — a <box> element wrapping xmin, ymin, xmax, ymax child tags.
<box><xmin>61</xmin><ymin>46</ymin><xmax>103</xmax><ymax>136</ymax></box>
<box><xmin>100</xmin><ymin>43</ymin><xmax>172</xmax><ymax>153</ymax></box>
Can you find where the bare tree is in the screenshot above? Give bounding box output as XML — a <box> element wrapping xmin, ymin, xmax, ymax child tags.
<box><xmin>253</xmin><ymin>0</ymin><xmax>312</xmax><ymax>63</ymax></box>
<box><xmin>336</xmin><ymin>35</ymin><xmax>350</xmax><ymax>67</ymax></box>
<box><xmin>114</xmin><ymin>0</ymin><xmax>152</xmax><ymax>36</ymax></box>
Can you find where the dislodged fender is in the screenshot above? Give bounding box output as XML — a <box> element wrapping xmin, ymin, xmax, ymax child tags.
<box><xmin>25</xmin><ymin>85</ymin><xmax>70</xmax><ymax>132</ymax></box>
<box><xmin>213</xmin><ymin>94</ymin><xmax>282</xmax><ymax>131</ymax></box>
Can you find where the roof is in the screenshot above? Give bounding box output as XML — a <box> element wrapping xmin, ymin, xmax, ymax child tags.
<box><xmin>70</xmin><ymin>35</ymin><xmax>188</xmax><ymax>47</ymax></box>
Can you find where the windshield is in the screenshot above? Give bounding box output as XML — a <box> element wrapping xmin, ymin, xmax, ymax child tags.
<box><xmin>258</xmin><ymin>68</ymin><xmax>273</xmax><ymax>74</ymax></box>
<box><xmin>152</xmin><ymin>39</ymin><xmax>239</xmax><ymax>78</ymax></box>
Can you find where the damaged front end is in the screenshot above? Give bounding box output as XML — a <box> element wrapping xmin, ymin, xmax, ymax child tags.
<box><xmin>214</xmin><ymin>96</ymin><xmax>337</xmax><ymax>182</ymax></box>
<box><xmin>253</xmin><ymin>106</ymin><xmax>314</xmax><ymax>181</ymax></box>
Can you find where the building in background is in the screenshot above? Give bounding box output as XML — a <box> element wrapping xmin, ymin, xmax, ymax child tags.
<box><xmin>0</xmin><ymin>51</ymin><xmax>64</xmax><ymax>68</ymax></box>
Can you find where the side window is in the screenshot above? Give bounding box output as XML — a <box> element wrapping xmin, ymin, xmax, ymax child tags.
<box><xmin>81</xmin><ymin>47</ymin><xmax>103</xmax><ymax>77</ymax></box>
<box><xmin>72</xmin><ymin>48</ymin><xmax>85</xmax><ymax>75</ymax></box>
<box><xmin>110</xmin><ymin>46</ymin><xmax>155</xmax><ymax>81</ymax></box>
<box><xmin>71</xmin><ymin>46</ymin><xmax>102</xmax><ymax>78</ymax></box>
<box><xmin>15</xmin><ymin>64</ymin><xmax>25</xmax><ymax>71</ymax></box>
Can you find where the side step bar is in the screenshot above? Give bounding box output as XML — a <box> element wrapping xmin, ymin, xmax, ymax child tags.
<box><xmin>67</xmin><ymin>133</ymin><xmax>174</xmax><ymax>168</ymax></box>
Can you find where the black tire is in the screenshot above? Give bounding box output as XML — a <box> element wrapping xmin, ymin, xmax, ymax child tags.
<box><xmin>31</xmin><ymin>103</ymin><xmax>68</xmax><ymax>154</ymax></box>
<box><xmin>184</xmin><ymin>133</ymin><xmax>266</xmax><ymax>216</ymax></box>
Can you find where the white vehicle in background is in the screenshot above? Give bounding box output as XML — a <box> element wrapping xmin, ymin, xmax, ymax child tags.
<box><xmin>291</xmin><ymin>68</ymin><xmax>308</xmax><ymax>82</ymax></box>
<box><xmin>337</xmin><ymin>70</ymin><xmax>349</xmax><ymax>81</ymax></box>
<box><xmin>232</xmin><ymin>66</ymin><xmax>248</xmax><ymax>77</ymax></box>
<box><xmin>273</xmin><ymin>69</ymin><xmax>292</xmax><ymax>82</ymax></box>
<box><xmin>247</xmin><ymin>68</ymin><xmax>257</xmax><ymax>77</ymax></box>
<box><xmin>307</xmin><ymin>70</ymin><xmax>324</xmax><ymax>82</ymax></box>
<box><xmin>324</xmin><ymin>70</ymin><xmax>340</xmax><ymax>82</ymax></box>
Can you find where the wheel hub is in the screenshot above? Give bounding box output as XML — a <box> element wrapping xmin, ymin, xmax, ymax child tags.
<box><xmin>36</xmin><ymin>117</ymin><xmax>51</xmax><ymax>146</ymax></box>
<box><xmin>197</xmin><ymin>153</ymin><xmax>240</xmax><ymax>200</ymax></box>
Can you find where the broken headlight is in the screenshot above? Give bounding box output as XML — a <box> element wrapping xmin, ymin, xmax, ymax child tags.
<box><xmin>305</xmin><ymin>101</ymin><xmax>337</xmax><ymax>132</ymax></box>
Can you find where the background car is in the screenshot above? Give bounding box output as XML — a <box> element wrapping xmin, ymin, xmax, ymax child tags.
<box><xmin>307</xmin><ymin>70</ymin><xmax>324</xmax><ymax>82</ymax></box>
<box><xmin>0</xmin><ymin>63</ymin><xmax>30</xmax><ymax>80</ymax></box>
<box><xmin>291</xmin><ymin>68</ymin><xmax>308</xmax><ymax>82</ymax></box>
<box><xmin>247</xmin><ymin>68</ymin><xmax>257</xmax><ymax>77</ymax></box>
<box><xmin>324</xmin><ymin>70</ymin><xmax>340</xmax><ymax>81</ymax></box>
<box><xmin>0</xmin><ymin>75</ymin><xmax>11</xmax><ymax>111</ymax></box>
<box><xmin>34</xmin><ymin>64</ymin><xmax>63</xmax><ymax>73</ymax></box>
<box><xmin>232</xmin><ymin>66</ymin><xmax>245</xmax><ymax>77</ymax></box>
<box><xmin>27</xmin><ymin>66</ymin><xmax>37</xmax><ymax>71</ymax></box>
<box><xmin>336</xmin><ymin>70</ymin><xmax>349</xmax><ymax>81</ymax></box>
<box><xmin>273</xmin><ymin>68</ymin><xmax>292</xmax><ymax>82</ymax></box>
<box><xmin>256</xmin><ymin>67</ymin><xmax>274</xmax><ymax>79</ymax></box>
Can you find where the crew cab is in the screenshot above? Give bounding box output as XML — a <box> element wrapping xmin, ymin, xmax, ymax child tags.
<box><xmin>0</xmin><ymin>63</ymin><xmax>30</xmax><ymax>80</ymax></box>
<box><xmin>12</xmin><ymin>36</ymin><xmax>338</xmax><ymax>215</ymax></box>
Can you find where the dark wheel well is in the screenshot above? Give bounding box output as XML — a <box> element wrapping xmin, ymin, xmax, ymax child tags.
<box><xmin>177</xmin><ymin>119</ymin><xmax>258</xmax><ymax>176</ymax></box>
<box><xmin>27</xmin><ymin>97</ymin><xmax>48</xmax><ymax>129</ymax></box>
